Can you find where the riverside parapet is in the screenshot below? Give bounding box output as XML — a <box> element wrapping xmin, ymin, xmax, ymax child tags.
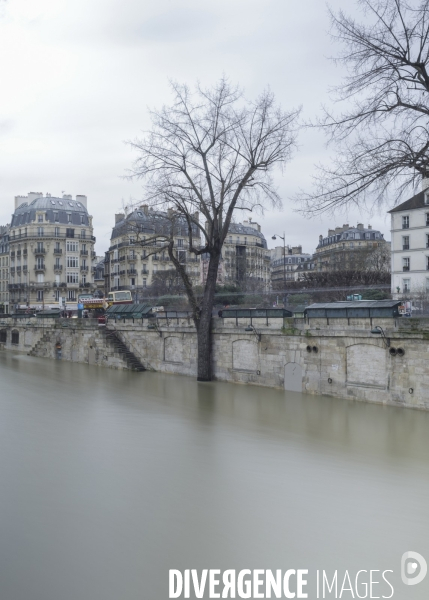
<box><xmin>0</xmin><ymin>315</ymin><xmax>428</xmax><ymax>411</ymax></box>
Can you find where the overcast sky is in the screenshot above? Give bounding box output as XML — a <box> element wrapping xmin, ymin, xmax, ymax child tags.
<box><xmin>0</xmin><ymin>0</ymin><xmax>394</xmax><ymax>255</ymax></box>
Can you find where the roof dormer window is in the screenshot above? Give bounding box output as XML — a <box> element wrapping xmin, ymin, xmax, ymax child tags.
<box><xmin>425</xmin><ymin>192</ymin><xmax>429</xmax><ymax>205</ymax></box>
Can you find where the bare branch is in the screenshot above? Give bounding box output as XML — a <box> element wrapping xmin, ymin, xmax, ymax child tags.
<box><xmin>299</xmin><ymin>0</ymin><xmax>429</xmax><ymax>214</ymax></box>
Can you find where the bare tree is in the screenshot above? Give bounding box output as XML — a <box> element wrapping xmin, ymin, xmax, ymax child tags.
<box><xmin>128</xmin><ymin>79</ymin><xmax>299</xmax><ymax>380</ymax></box>
<box><xmin>300</xmin><ymin>0</ymin><xmax>429</xmax><ymax>215</ymax></box>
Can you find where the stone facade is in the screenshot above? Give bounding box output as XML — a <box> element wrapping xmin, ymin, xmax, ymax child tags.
<box><xmin>9</xmin><ymin>192</ymin><xmax>96</xmax><ymax>308</ymax></box>
<box><xmin>270</xmin><ymin>245</ymin><xmax>315</xmax><ymax>285</ymax></box>
<box><xmin>0</xmin><ymin>225</ymin><xmax>10</xmax><ymax>313</ymax></box>
<box><xmin>2</xmin><ymin>315</ymin><xmax>429</xmax><ymax>411</ymax></box>
<box><xmin>203</xmin><ymin>220</ymin><xmax>271</xmax><ymax>291</ymax></box>
<box><xmin>105</xmin><ymin>206</ymin><xmax>201</xmax><ymax>297</ymax></box>
<box><xmin>315</xmin><ymin>223</ymin><xmax>389</xmax><ymax>272</ymax></box>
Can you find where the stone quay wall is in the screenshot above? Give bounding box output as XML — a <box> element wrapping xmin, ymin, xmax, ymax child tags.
<box><xmin>1</xmin><ymin>315</ymin><xmax>429</xmax><ymax>411</ymax></box>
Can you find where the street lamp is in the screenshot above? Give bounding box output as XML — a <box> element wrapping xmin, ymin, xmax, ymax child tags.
<box><xmin>244</xmin><ymin>324</ymin><xmax>261</xmax><ymax>342</ymax></box>
<box><xmin>370</xmin><ymin>325</ymin><xmax>390</xmax><ymax>348</ymax></box>
<box><xmin>272</xmin><ymin>232</ymin><xmax>286</xmax><ymax>302</ymax></box>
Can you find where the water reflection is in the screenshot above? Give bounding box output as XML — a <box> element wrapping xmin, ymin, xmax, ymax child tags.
<box><xmin>0</xmin><ymin>353</ymin><xmax>428</xmax><ymax>599</ymax></box>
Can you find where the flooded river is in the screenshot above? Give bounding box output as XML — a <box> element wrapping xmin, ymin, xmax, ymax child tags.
<box><xmin>0</xmin><ymin>352</ymin><xmax>428</xmax><ymax>599</ymax></box>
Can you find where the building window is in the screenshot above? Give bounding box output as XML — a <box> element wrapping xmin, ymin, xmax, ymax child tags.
<box><xmin>37</xmin><ymin>227</ymin><xmax>44</xmax><ymax>237</ymax></box>
<box><xmin>67</xmin><ymin>213</ymin><xmax>72</xmax><ymax>223</ymax></box>
<box><xmin>0</xmin><ymin>329</ymin><xmax>6</xmax><ymax>343</ymax></box>
<box><xmin>68</xmin><ymin>290</ymin><xmax>76</xmax><ymax>301</ymax></box>
<box><xmin>402</xmin><ymin>236</ymin><xmax>409</xmax><ymax>250</ymax></box>
<box><xmin>403</xmin><ymin>278</ymin><xmax>410</xmax><ymax>292</ymax></box>
<box><xmin>402</xmin><ymin>216</ymin><xmax>409</xmax><ymax>229</ymax></box>
<box><xmin>131</xmin><ymin>278</ymin><xmax>135</xmax><ymax>286</ymax></box>
<box><xmin>37</xmin><ymin>290</ymin><xmax>44</xmax><ymax>302</ymax></box>
<box><xmin>11</xmin><ymin>330</ymin><xmax>19</xmax><ymax>345</ymax></box>
<box><xmin>54</xmin><ymin>290</ymin><xmax>60</xmax><ymax>301</ymax></box>
<box><xmin>66</xmin><ymin>272</ymin><xmax>79</xmax><ymax>283</ymax></box>
<box><xmin>67</xmin><ymin>256</ymin><xmax>79</xmax><ymax>268</ymax></box>
<box><xmin>143</xmin><ymin>279</ymin><xmax>147</xmax><ymax>287</ymax></box>
<box><xmin>54</xmin><ymin>227</ymin><xmax>60</xmax><ymax>237</ymax></box>
<box><xmin>403</xmin><ymin>257</ymin><xmax>410</xmax><ymax>272</ymax></box>
<box><xmin>66</xmin><ymin>228</ymin><xmax>75</xmax><ymax>238</ymax></box>
<box><xmin>80</xmin><ymin>230</ymin><xmax>86</xmax><ymax>239</ymax></box>
<box><xmin>66</xmin><ymin>241</ymin><xmax>78</xmax><ymax>252</ymax></box>
<box><xmin>38</xmin><ymin>214</ymin><xmax>43</xmax><ymax>223</ymax></box>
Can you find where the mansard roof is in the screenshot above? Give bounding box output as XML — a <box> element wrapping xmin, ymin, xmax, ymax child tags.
<box><xmin>111</xmin><ymin>209</ymin><xmax>199</xmax><ymax>241</ymax></box>
<box><xmin>11</xmin><ymin>196</ymin><xmax>90</xmax><ymax>228</ymax></box>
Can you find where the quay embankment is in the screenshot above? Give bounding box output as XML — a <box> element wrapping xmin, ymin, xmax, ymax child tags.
<box><xmin>0</xmin><ymin>314</ymin><xmax>428</xmax><ymax>410</ymax></box>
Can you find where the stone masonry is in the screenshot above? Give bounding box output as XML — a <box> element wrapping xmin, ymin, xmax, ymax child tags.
<box><xmin>1</xmin><ymin>315</ymin><xmax>429</xmax><ymax>411</ymax></box>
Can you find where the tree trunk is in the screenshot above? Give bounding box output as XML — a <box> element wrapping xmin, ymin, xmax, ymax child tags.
<box><xmin>196</xmin><ymin>252</ymin><xmax>220</xmax><ymax>381</ymax></box>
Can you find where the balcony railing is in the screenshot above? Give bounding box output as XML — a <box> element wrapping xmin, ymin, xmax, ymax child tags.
<box><xmin>402</xmin><ymin>245</ymin><xmax>409</xmax><ymax>250</ymax></box>
<box><xmin>54</xmin><ymin>265</ymin><xmax>63</xmax><ymax>271</ymax></box>
<box><xmin>54</xmin><ymin>248</ymin><xmax>62</xmax><ymax>255</ymax></box>
<box><xmin>10</xmin><ymin>232</ymin><xmax>96</xmax><ymax>241</ymax></box>
<box><xmin>80</xmin><ymin>250</ymin><xmax>88</xmax><ymax>256</ymax></box>
<box><xmin>80</xmin><ymin>266</ymin><xmax>89</xmax><ymax>272</ymax></box>
<box><xmin>403</xmin><ymin>266</ymin><xmax>410</xmax><ymax>271</ymax></box>
<box><xmin>402</xmin><ymin>223</ymin><xmax>409</xmax><ymax>229</ymax></box>
<box><xmin>127</xmin><ymin>269</ymin><xmax>137</xmax><ymax>275</ymax></box>
<box><xmin>33</xmin><ymin>248</ymin><xmax>46</xmax><ymax>255</ymax></box>
<box><xmin>34</xmin><ymin>265</ymin><xmax>46</xmax><ymax>272</ymax></box>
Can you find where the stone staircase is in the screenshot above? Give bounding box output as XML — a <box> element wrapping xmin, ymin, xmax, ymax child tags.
<box><xmin>28</xmin><ymin>331</ymin><xmax>52</xmax><ymax>357</ymax></box>
<box><xmin>100</xmin><ymin>327</ymin><xmax>145</xmax><ymax>371</ymax></box>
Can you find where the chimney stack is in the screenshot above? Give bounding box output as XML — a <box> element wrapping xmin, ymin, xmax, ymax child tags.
<box><xmin>76</xmin><ymin>195</ymin><xmax>87</xmax><ymax>208</ymax></box>
<box><xmin>115</xmin><ymin>213</ymin><xmax>124</xmax><ymax>224</ymax></box>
